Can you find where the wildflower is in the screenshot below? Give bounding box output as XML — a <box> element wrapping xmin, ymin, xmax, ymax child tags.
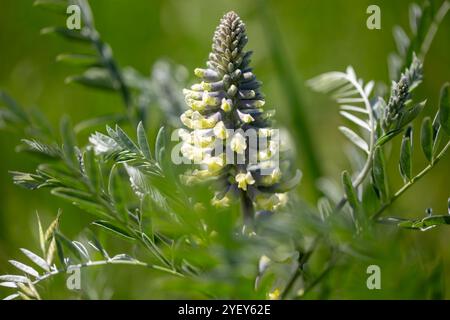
<box><xmin>179</xmin><ymin>11</ymin><xmax>300</xmax><ymax>218</ymax></box>
<box><xmin>235</xmin><ymin>172</ymin><xmax>255</xmax><ymax>191</ymax></box>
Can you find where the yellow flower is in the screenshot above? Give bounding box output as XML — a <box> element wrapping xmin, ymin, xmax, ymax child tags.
<box><xmin>235</xmin><ymin>172</ymin><xmax>255</xmax><ymax>191</ymax></box>
<box><xmin>255</xmin><ymin>193</ymin><xmax>288</xmax><ymax>211</ymax></box>
<box><xmin>230</xmin><ymin>132</ymin><xmax>247</xmax><ymax>154</ymax></box>
<box><xmin>237</xmin><ymin>110</ymin><xmax>254</xmax><ymax>123</ymax></box>
<box><xmin>193</xmin><ymin>130</ymin><xmax>215</xmax><ymax>147</ymax></box>
<box><xmin>260</xmin><ymin>168</ymin><xmax>282</xmax><ymax>185</ymax></box>
<box><xmin>213</xmin><ymin>121</ymin><xmax>229</xmax><ymax>139</ymax></box>
<box><xmin>211</xmin><ymin>192</ymin><xmax>231</xmax><ymax>207</ymax></box>
<box><xmin>268</xmin><ymin>288</ymin><xmax>281</xmax><ymax>300</ymax></box>
<box><xmin>180</xmin><ymin>143</ymin><xmax>208</xmax><ymax>161</ymax></box>
<box><xmin>221</xmin><ymin>98</ymin><xmax>232</xmax><ymax>112</ymax></box>
<box><xmin>203</xmin><ymin>154</ymin><xmax>224</xmax><ymax>172</ymax></box>
<box><xmin>202</xmin><ymin>93</ymin><xmax>219</xmax><ymax>107</ymax></box>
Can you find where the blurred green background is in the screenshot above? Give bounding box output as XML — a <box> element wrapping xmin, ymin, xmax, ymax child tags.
<box><xmin>0</xmin><ymin>0</ymin><xmax>449</xmax><ymax>299</ymax></box>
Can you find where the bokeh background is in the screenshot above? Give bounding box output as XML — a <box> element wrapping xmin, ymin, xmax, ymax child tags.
<box><xmin>0</xmin><ymin>0</ymin><xmax>449</xmax><ymax>299</ymax></box>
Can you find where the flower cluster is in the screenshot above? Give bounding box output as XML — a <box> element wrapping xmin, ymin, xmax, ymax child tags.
<box><xmin>179</xmin><ymin>11</ymin><xmax>299</xmax><ymax>215</ymax></box>
<box><xmin>382</xmin><ymin>55</ymin><xmax>423</xmax><ymax>131</ymax></box>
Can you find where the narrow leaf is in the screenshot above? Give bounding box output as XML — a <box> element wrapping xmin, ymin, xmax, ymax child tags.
<box><xmin>372</xmin><ymin>146</ymin><xmax>389</xmax><ymax>202</ymax></box>
<box><xmin>341</xmin><ymin>171</ymin><xmax>359</xmax><ymax>211</ymax></box>
<box><xmin>20</xmin><ymin>249</ymin><xmax>50</xmax><ymax>272</ymax></box>
<box><xmin>92</xmin><ymin>220</ymin><xmax>135</xmax><ymax>240</ymax></box>
<box><xmin>420</xmin><ymin>117</ymin><xmax>433</xmax><ymax>162</ymax></box>
<box><xmin>56</xmin><ymin>53</ymin><xmax>100</xmax><ymax>67</ymax></box>
<box><xmin>399</xmin><ymin>128</ymin><xmax>413</xmax><ymax>181</ymax></box>
<box><xmin>439</xmin><ymin>83</ymin><xmax>450</xmax><ymax>135</ymax></box>
<box><xmin>0</xmin><ymin>275</ymin><xmax>28</xmax><ymax>283</ymax></box>
<box><xmin>340</xmin><ymin>111</ymin><xmax>371</xmax><ymax>131</ymax></box>
<box><xmin>339</xmin><ymin>126</ymin><xmax>369</xmax><ymax>153</ymax></box>
<box><xmin>66</xmin><ymin>68</ymin><xmax>116</xmax><ymax>91</ymax></box>
<box><xmin>137</xmin><ymin>122</ymin><xmax>152</xmax><ymax>160</ymax></box>
<box><xmin>60</xmin><ymin>116</ymin><xmax>77</xmax><ymax>167</ymax></box>
<box><xmin>155</xmin><ymin>127</ymin><xmax>166</xmax><ymax>164</ymax></box>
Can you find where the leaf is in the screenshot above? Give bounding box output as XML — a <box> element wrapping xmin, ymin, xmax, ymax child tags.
<box><xmin>376</xmin><ymin>128</ymin><xmax>403</xmax><ymax>147</ymax></box>
<box><xmin>54</xmin><ymin>233</ymin><xmax>83</xmax><ymax>262</ymax></box>
<box><xmin>87</xmin><ymin>233</ymin><xmax>109</xmax><ymax>259</ymax></box>
<box><xmin>60</xmin><ymin>116</ymin><xmax>77</xmax><ymax>167</ymax></box>
<box><xmin>339</xmin><ymin>126</ymin><xmax>369</xmax><ymax>153</ymax></box>
<box><xmin>396</xmin><ymin>100</ymin><xmax>426</xmax><ymax>129</ymax></box>
<box><xmin>409</xmin><ymin>3</ymin><xmax>422</xmax><ymax>35</ymax></box>
<box><xmin>46</xmin><ymin>237</ymin><xmax>57</xmax><ymax>266</ymax></box>
<box><xmin>44</xmin><ymin>211</ymin><xmax>61</xmax><ymax>242</ymax></box>
<box><xmin>36</xmin><ymin>213</ymin><xmax>46</xmax><ymax>256</ymax></box>
<box><xmin>393</xmin><ymin>26</ymin><xmax>410</xmax><ymax>56</ymax></box>
<box><xmin>399</xmin><ymin>128</ymin><xmax>412</xmax><ymax>181</ymax></box>
<box><xmin>439</xmin><ymin>83</ymin><xmax>450</xmax><ymax>135</ymax></box>
<box><xmin>0</xmin><ymin>275</ymin><xmax>28</xmax><ymax>283</ymax></box>
<box><xmin>108</xmin><ymin>168</ymin><xmax>128</xmax><ymax>223</ymax></box>
<box><xmin>40</xmin><ymin>26</ymin><xmax>91</xmax><ymax>42</ymax></box>
<box><xmin>341</xmin><ymin>171</ymin><xmax>359</xmax><ymax>212</ymax></box>
<box><xmin>137</xmin><ymin>121</ymin><xmax>152</xmax><ymax>160</ymax></box>
<box><xmin>0</xmin><ymin>282</ymin><xmax>17</xmax><ymax>288</ymax></box>
<box><xmin>50</xmin><ymin>188</ymin><xmax>109</xmax><ymax>219</ymax></box>
<box><xmin>83</xmin><ymin>148</ymin><xmax>102</xmax><ymax>193</ymax></box>
<box><xmin>56</xmin><ymin>53</ymin><xmax>101</xmax><ymax>67</ymax></box>
<box><xmin>3</xmin><ymin>293</ymin><xmax>20</xmax><ymax>300</ymax></box>
<box><xmin>420</xmin><ymin>117</ymin><xmax>433</xmax><ymax>162</ymax></box>
<box><xmin>20</xmin><ymin>249</ymin><xmax>50</xmax><ymax>272</ymax></box>
<box><xmin>372</xmin><ymin>146</ymin><xmax>389</xmax><ymax>202</ymax></box>
<box><xmin>317</xmin><ymin>197</ymin><xmax>332</xmax><ymax>220</ymax></box>
<box><xmin>89</xmin><ymin>131</ymin><xmax>119</xmax><ymax>155</ymax></box>
<box><xmin>55</xmin><ymin>233</ymin><xmax>66</xmax><ymax>267</ymax></box>
<box><xmin>17</xmin><ymin>281</ymin><xmax>40</xmax><ymax>300</ymax></box>
<box><xmin>10</xmin><ymin>171</ymin><xmax>44</xmax><ymax>190</ymax></box>
<box><xmin>92</xmin><ymin>220</ymin><xmax>135</xmax><ymax>241</ymax></box>
<box><xmin>8</xmin><ymin>261</ymin><xmax>39</xmax><ymax>278</ymax></box>
<box><xmin>339</xmin><ymin>111</ymin><xmax>371</xmax><ymax>131</ymax></box>
<box><xmin>66</xmin><ymin>68</ymin><xmax>116</xmax><ymax>91</ymax></box>
<box><xmin>0</xmin><ymin>91</ymin><xmax>29</xmax><ymax>123</ymax></box>
<box><xmin>72</xmin><ymin>241</ymin><xmax>90</xmax><ymax>260</ymax></box>
<box><xmin>115</xmin><ymin>125</ymin><xmax>139</xmax><ymax>153</ymax></box>
<box><xmin>155</xmin><ymin>127</ymin><xmax>166</xmax><ymax>164</ymax></box>
<box><xmin>18</xmin><ymin>139</ymin><xmax>61</xmax><ymax>159</ymax></box>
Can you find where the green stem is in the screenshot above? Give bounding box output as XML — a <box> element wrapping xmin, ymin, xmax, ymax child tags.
<box><xmin>419</xmin><ymin>1</ymin><xmax>450</xmax><ymax>61</ymax></box>
<box><xmin>76</xmin><ymin>0</ymin><xmax>135</xmax><ymax>124</ymax></box>
<box><xmin>280</xmin><ymin>237</ymin><xmax>320</xmax><ymax>299</ymax></box>
<box><xmin>24</xmin><ymin>257</ymin><xmax>184</xmax><ymax>296</ymax></box>
<box><xmin>259</xmin><ymin>0</ymin><xmax>322</xmax><ymax>200</ymax></box>
<box><xmin>240</xmin><ymin>191</ymin><xmax>255</xmax><ymax>227</ymax></box>
<box><xmin>371</xmin><ymin>140</ymin><xmax>450</xmax><ymax>220</ymax></box>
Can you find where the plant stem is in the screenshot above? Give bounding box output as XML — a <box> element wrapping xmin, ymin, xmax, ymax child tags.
<box><xmin>77</xmin><ymin>0</ymin><xmax>135</xmax><ymax>123</ymax></box>
<box><xmin>28</xmin><ymin>257</ymin><xmax>184</xmax><ymax>293</ymax></box>
<box><xmin>280</xmin><ymin>237</ymin><xmax>320</xmax><ymax>299</ymax></box>
<box><xmin>420</xmin><ymin>1</ymin><xmax>450</xmax><ymax>61</ymax></box>
<box><xmin>259</xmin><ymin>0</ymin><xmax>322</xmax><ymax>200</ymax></box>
<box><xmin>297</xmin><ymin>254</ymin><xmax>337</xmax><ymax>298</ymax></box>
<box><xmin>371</xmin><ymin>140</ymin><xmax>450</xmax><ymax>220</ymax></box>
<box><xmin>240</xmin><ymin>191</ymin><xmax>255</xmax><ymax>227</ymax></box>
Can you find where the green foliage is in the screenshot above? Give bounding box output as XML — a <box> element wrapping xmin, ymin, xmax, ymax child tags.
<box><xmin>1</xmin><ymin>0</ymin><xmax>450</xmax><ymax>300</ymax></box>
